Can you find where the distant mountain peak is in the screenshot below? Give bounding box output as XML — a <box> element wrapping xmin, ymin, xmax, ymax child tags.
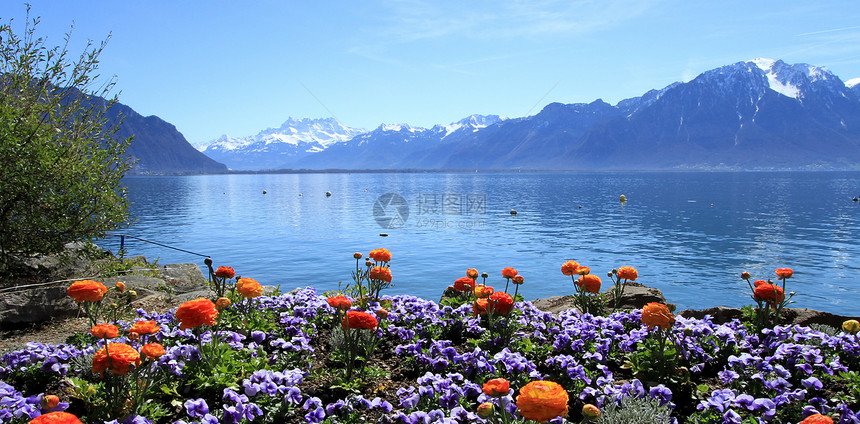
<box><xmin>846</xmin><ymin>77</ymin><xmax>860</xmax><ymax>88</ymax></box>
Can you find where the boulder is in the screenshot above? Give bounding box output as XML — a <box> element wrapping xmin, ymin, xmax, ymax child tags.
<box><xmin>678</xmin><ymin>306</ymin><xmax>860</xmax><ymax>328</ymax></box>
<box><xmin>159</xmin><ymin>263</ymin><xmax>206</xmax><ymax>286</ymax></box>
<box><xmin>531</xmin><ymin>282</ymin><xmax>667</xmax><ymax>315</ymax></box>
<box><xmin>0</xmin><ymin>286</ymin><xmax>79</xmax><ymax>325</ymax></box>
<box><xmin>599</xmin><ymin>282</ymin><xmax>666</xmax><ymax>310</ymax></box>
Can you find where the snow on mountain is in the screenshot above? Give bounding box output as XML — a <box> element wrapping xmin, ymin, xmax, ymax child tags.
<box><xmin>434</xmin><ymin>114</ymin><xmax>505</xmax><ymax>138</ymax></box>
<box><xmin>747</xmin><ymin>58</ymin><xmax>846</xmax><ymax>100</ymax></box>
<box><xmin>201</xmin><ymin>117</ymin><xmax>365</xmax><ymax>153</ymax></box>
<box><xmin>198</xmin><ymin>117</ymin><xmax>366</xmax><ymax>170</ymax></box>
<box><xmin>846</xmin><ymin>78</ymin><xmax>860</xmax><ymax>88</ymax></box>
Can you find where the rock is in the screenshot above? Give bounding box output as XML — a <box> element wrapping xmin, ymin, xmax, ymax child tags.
<box><xmin>676</xmin><ymin>307</ymin><xmax>743</xmax><ymax>324</ymax></box>
<box><xmin>677</xmin><ymin>306</ymin><xmax>860</xmax><ymax>328</ymax></box>
<box><xmin>530</xmin><ymin>295</ymin><xmax>576</xmax><ymax>315</ymax></box>
<box><xmin>0</xmin><ymin>286</ymin><xmax>79</xmax><ymax>325</ymax></box>
<box><xmin>159</xmin><ymin>263</ymin><xmax>206</xmax><ymax>285</ymax></box>
<box><xmin>531</xmin><ymin>282</ymin><xmax>666</xmax><ymax>315</ymax></box>
<box><xmin>600</xmin><ymin>282</ymin><xmax>666</xmax><ymax>310</ymax></box>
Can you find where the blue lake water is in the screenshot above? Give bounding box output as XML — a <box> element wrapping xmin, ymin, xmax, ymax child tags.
<box><xmin>105</xmin><ymin>172</ymin><xmax>860</xmax><ymax>315</ymax></box>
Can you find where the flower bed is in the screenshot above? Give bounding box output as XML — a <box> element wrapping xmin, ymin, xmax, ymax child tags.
<box><xmin>1</xmin><ymin>257</ymin><xmax>859</xmax><ymax>424</ymax></box>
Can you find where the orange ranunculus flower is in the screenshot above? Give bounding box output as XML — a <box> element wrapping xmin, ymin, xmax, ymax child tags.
<box><xmin>754</xmin><ymin>284</ymin><xmax>785</xmax><ymax>304</ymax></box>
<box><xmin>453</xmin><ymin>277</ymin><xmax>475</xmax><ymax>292</ymax></box>
<box><xmin>175</xmin><ymin>298</ymin><xmax>218</xmax><ymax>330</ymax></box>
<box><xmin>90</xmin><ymin>324</ymin><xmax>119</xmax><ymax>339</ymax></box>
<box><xmin>617</xmin><ymin>266</ymin><xmax>638</xmax><ymax>281</ymax></box>
<box><xmin>28</xmin><ymin>411</ymin><xmax>83</xmax><ymax>424</ymax></box>
<box><xmin>472</xmin><ymin>298</ymin><xmax>488</xmax><ymax>316</ymax></box>
<box><xmin>40</xmin><ymin>394</ymin><xmax>60</xmax><ymax>409</ymax></box>
<box><xmin>67</xmin><ymin>280</ymin><xmax>108</xmax><ymax>303</ymax></box>
<box><xmin>368</xmin><ymin>248</ymin><xmax>392</xmax><ymax>262</ymax></box>
<box><xmin>140</xmin><ymin>343</ymin><xmax>166</xmax><ymax>360</ymax></box>
<box><xmin>512</xmin><ymin>275</ymin><xmax>524</xmax><ymax>285</ymax></box>
<box><xmin>215</xmin><ymin>297</ymin><xmax>232</xmax><ymax>311</ymax></box>
<box><xmin>516</xmin><ymin>380</ymin><xmax>570</xmax><ymax>423</ymax></box>
<box><xmin>577</xmin><ymin>266</ymin><xmax>590</xmax><ymax>276</ymax></box>
<box><xmin>641</xmin><ymin>302</ymin><xmax>675</xmax><ymax>330</ymax></box>
<box><xmin>129</xmin><ymin>320</ymin><xmax>161</xmax><ymax>335</ymax></box>
<box><xmin>502</xmin><ymin>267</ymin><xmax>518</xmax><ymax>279</ymax></box>
<box><xmin>327</xmin><ymin>296</ymin><xmax>352</xmax><ymax>311</ymax></box>
<box><xmin>467</xmin><ymin>268</ymin><xmax>479</xmax><ymax>279</ymax></box>
<box><xmin>342</xmin><ymin>310</ymin><xmax>378</xmax><ymax>330</ymax></box>
<box><xmin>577</xmin><ymin>274</ymin><xmax>602</xmax><ymax>294</ymax></box>
<box><xmin>215</xmin><ymin>266</ymin><xmax>235</xmax><ymax>279</ymax></box>
<box><xmin>474</xmin><ymin>284</ymin><xmax>494</xmax><ymax>298</ymax></box>
<box><xmin>115</xmin><ymin>281</ymin><xmax>126</xmax><ymax>292</ymax></box>
<box><xmin>800</xmin><ymin>414</ymin><xmax>834</xmax><ymax>424</ymax></box>
<box><xmin>236</xmin><ymin>278</ymin><xmax>264</xmax><ymax>299</ymax></box>
<box><xmin>753</xmin><ymin>280</ymin><xmax>767</xmax><ymax>287</ymax></box>
<box><xmin>488</xmin><ymin>291</ymin><xmax>514</xmax><ymax>315</ymax></box>
<box><xmin>369</xmin><ymin>266</ymin><xmax>392</xmax><ymax>282</ymax></box>
<box><xmin>561</xmin><ymin>261</ymin><xmax>580</xmax><ymax>276</ymax></box>
<box><xmin>775</xmin><ymin>267</ymin><xmax>793</xmax><ymax>279</ymax></box>
<box><xmin>92</xmin><ymin>343</ymin><xmax>141</xmax><ymax>376</ymax></box>
<box><xmin>482</xmin><ymin>378</ymin><xmax>510</xmax><ymax>396</ymax></box>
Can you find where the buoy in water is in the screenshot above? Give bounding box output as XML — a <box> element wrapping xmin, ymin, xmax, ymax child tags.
<box><xmin>510</xmin><ymin>209</ymin><xmax>517</xmax><ymax>216</ymax></box>
<box><xmin>263</xmin><ymin>190</ymin><xmax>267</xmax><ymax>194</ymax></box>
<box><xmin>299</xmin><ymin>193</ymin><xmax>302</xmax><ymax>197</ymax></box>
<box><xmin>854</xmin><ymin>197</ymin><xmax>859</xmax><ymax>202</ymax></box>
<box><xmin>326</xmin><ymin>191</ymin><xmax>332</xmax><ymax>197</ymax></box>
<box><xmin>619</xmin><ymin>194</ymin><xmax>627</xmax><ymax>203</ymax></box>
<box><xmin>379</xmin><ymin>233</ymin><xmax>388</xmax><ymax>237</ymax></box>
<box><xmin>579</xmin><ymin>205</ymin><xmax>583</xmax><ymax>209</ymax></box>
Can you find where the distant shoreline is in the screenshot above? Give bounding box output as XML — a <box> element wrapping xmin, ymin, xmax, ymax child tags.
<box><xmin>124</xmin><ymin>167</ymin><xmax>860</xmax><ymax>176</ymax></box>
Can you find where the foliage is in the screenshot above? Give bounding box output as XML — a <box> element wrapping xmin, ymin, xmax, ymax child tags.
<box><xmin>0</xmin><ymin>7</ymin><xmax>132</xmax><ymax>272</ymax></box>
<box><xmin>597</xmin><ymin>395</ymin><xmax>674</xmax><ymax>424</ymax></box>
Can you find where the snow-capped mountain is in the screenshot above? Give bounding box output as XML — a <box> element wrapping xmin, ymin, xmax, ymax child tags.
<box><xmin>195</xmin><ymin>59</ymin><xmax>860</xmax><ymax>171</ymax></box>
<box><xmin>277</xmin><ymin>115</ymin><xmax>506</xmax><ymax>169</ymax></box>
<box><xmin>326</xmin><ymin>58</ymin><xmax>860</xmax><ymax>170</ymax></box>
<box><xmin>198</xmin><ymin>118</ymin><xmax>366</xmax><ymax>170</ymax></box>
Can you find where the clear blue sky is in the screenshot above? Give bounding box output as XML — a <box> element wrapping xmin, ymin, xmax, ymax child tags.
<box><xmin>3</xmin><ymin>1</ymin><xmax>860</xmax><ymax>145</ymax></box>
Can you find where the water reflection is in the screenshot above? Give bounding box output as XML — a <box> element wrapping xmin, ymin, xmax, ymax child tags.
<box><xmin>111</xmin><ymin>171</ymin><xmax>860</xmax><ymax>315</ymax></box>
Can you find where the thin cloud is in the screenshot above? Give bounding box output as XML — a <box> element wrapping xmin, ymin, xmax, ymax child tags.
<box><xmin>795</xmin><ymin>26</ymin><xmax>860</xmax><ymax>37</ymax></box>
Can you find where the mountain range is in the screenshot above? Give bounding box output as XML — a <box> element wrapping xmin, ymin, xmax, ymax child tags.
<box><xmin>192</xmin><ymin>58</ymin><xmax>860</xmax><ymax>171</ymax></box>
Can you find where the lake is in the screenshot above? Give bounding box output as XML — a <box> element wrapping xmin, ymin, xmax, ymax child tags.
<box><xmin>105</xmin><ymin>171</ymin><xmax>860</xmax><ymax>315</ymax></box>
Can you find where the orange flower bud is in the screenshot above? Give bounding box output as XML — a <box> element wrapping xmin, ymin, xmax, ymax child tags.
<box><xmin>843</xmin><ymin>319</ymin><xmax>860</xmax><ymax>335</ymax></box>
<box><xmin>215</xmin><ymin>297</ymin><xmax>232</xmax><ymax>311</ymax></box>
<box><xmin>477</xmin><ymin>402</ymin><xmax>494</xmax><ymax>418</ymax></box>
<box><xmin>40</xmin><ymin>394</ymin><xmax>60</xmax><ymax>409</ymax></box>
<box><xmin>115</xmin><ymin>281</ymin><xmax>126</xmax><ymax>292</ymax></box>
<box><xmin>376</xmin><ymin>308</ymin><xmax>389</xmax><ymax>319</ymax></box>
<box><xmin>740</xmin><ymin>271</ymin><xmax>751</xmax><ymax>280</ymax></box>
<box><xmin>467</xmin><ymin>268</ymin><xmax>479</xmax><ymax>279</ymax></box>
<box><xmin>582</xmin><ymin>404</ymin><xmax>600</xmax><ymax>421</ymax></box>
<box><xmin>353</xmin><ymin>252</ymin><xmax>363</xmax><ymax>259</ymax></box>
<box><xmin>512</xmin><ymin>275</ymin><xmax>524</xmax><ymax>285</ymax></box>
